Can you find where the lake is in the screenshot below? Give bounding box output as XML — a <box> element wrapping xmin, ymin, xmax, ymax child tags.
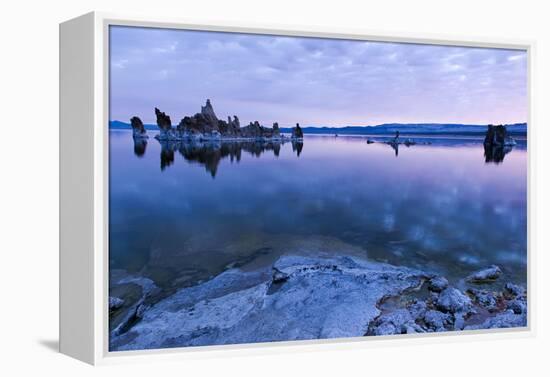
<box><xmin>109</xmin><ymin>130</ymin><xmax>527</xmax><ymax>296</ymax></box>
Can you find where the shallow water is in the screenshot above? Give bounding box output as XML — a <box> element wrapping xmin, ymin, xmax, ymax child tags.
<box><xmin>109</xmin><ymin>130</ymin><xmax>527</xmax><ymax>291</ymax></box>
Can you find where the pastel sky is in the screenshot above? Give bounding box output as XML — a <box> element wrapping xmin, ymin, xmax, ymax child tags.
<box><xmin>109</xmin><ymin>26</ymin><xmax>528</xmax><ymax>127</ymax></box>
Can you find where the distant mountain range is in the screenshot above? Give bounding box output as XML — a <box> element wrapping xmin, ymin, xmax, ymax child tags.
<box><xmin>109</xmin><ymin>120</ymin><xmax>527</xmax><ymax>136</ymax></box>
<box><xmin>109</xmin><ymin>120</ymin><xmax>158</xmax><ymax>130</ymax></box>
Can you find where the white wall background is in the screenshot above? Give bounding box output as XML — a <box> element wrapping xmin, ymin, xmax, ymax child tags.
<box><xmin>1</xmin><ymin>0</ymin><xmax>548</xmax><ymax>375</ymax></box>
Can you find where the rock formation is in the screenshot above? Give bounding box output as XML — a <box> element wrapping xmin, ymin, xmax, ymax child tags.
<box><xmin>154</xmin><ymin>108</ymin><xmax>172</xmax><ymax>131</ymax></box>
<box><xmin>466</xmin><ymin>265</ymin><xmax>502</xmax><ymax>283</ymax></box>
<box><xmin>109</xmin><ymin>256</ymin><xmax>527</xmax><ymax>351</ymax></box>
<box><xmin>292</xmin><ymin>123</ymin><xmax>304</xmax><ymax>139</ymax></box>
<box><xmin>147</xmin><ymin>100</ymin><xmax>289</xmax><ymax>142</ymax></box>
<box><xmin>484</xmin><ymin>124</ymin><xmax>517</xmax><ymax>147</ymax></box>
<box><xmin>273</xmin><ymin>122</ymin><xmax>280</xmax><ymax>136</ymax></box>
<box><xmin>200</xmin><ymin>99</ymin><xmax>219</xmax><ymax>127</ymax></box>
<box><xmin>130</xmin><ymin>116</ymin><xmax>148</xmax><ymax>138</ymax></box>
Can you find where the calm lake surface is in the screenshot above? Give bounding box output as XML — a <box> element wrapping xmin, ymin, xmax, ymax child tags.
<box><xmin>109</xmin><ymin>130</ymin><xmax>527</xmax><ymax>292</ymax></box>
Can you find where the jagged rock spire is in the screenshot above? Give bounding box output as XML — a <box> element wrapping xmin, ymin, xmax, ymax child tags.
<box><xmin>201</xmin><ymin>99</ymin><xmax>219</xmax><ymax>124</ymax></box>
<box><xmin>154</xmin><ymin>107</ymin><xmax>172</xmax><ymax>130</ymax></box>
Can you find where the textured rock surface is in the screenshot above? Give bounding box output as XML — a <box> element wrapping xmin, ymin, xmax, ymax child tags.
<box><xmin>109</xmin><ymin>296</ymin><xmax>125</xmax><ymax>311</ymax></box>
<box><xmin>423</xmin><ymin>310</ymin><xmax>452</xmax><ymax>332</ymax></box>
<box><xmin>436</xmin><ymin>288</ymin><xmax>473</xmax><ymax>314</ymax></box>
<box><xmin>466</xmin><ymin>265</ymin><xmax>502</xmax><ymax>283</ymax></box>
<box><xmin>201</xmin><ymin>98</ymin><xmax>219</xmax><ymax>126</ymax></box>
<box><xmin>368</xmin><ymin>309</ymin><xmax>424</xmax><ymax>336</ymax></box>
<box><xmin>504</xmin><ymin>283</ymin><xmax>526</xmax><ymax>298</ymax></box>
<box><xmin>467</xmin><ymin>288</ymin><xmax>499</xmax><ymax>312</ymax></box>
<box><xmin>465</xmin><ymin>310</ymin><xmax>526</xmax><ymax>330</ymax></box>
<box><xmin>152</xmin><ymin>100</ymin><xmax>286</xmax><ymax>141</ymax></box>
<box><xmin>154</xmin><ymin>107</ymin><xmax>172</xmax><ymax>131</ymax></box>
<box><xmin>110</xmin><ymin>255</ymin><xmax>428</xmax><ymax>350</ymax></box>
<box><xmin>109</xmin><ymin>255</ymin><xmax>527</xmax><ymax>351</ymax></box>
<box><xmin>428</xmin><ymin>276</ymin><xmax>449</xmax><ymax>293</ymax></box>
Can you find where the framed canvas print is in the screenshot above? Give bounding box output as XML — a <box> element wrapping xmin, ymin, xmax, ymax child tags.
<box><xmin>59</xmin><ymin>12</ymin><xmax>533</xmax><ymax>365</ymax></box>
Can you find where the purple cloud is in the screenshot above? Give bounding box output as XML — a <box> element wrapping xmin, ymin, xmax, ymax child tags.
<box><xmin>109</xmin><ymin>26</ymin><xmax>527</xmax><ymax>126</ymax></box>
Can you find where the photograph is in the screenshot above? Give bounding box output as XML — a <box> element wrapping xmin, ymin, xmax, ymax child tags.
<box><xmin>107</xmin><ymin>25</ymin><xmax>528</xmax><ymax>352</ymax></box>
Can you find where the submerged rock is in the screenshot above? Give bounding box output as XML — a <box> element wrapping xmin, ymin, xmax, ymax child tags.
<box><xmin>466</xmin><ymin>265</ymin><xmax>502</xmax><ymax>283</ymax></box>
<box><xmin>271</xmin><ymin>267</ymin><xmax>289</xmax><ymax>284</ymax></box>
<box><xmin>109</xmin><ymin>296</ymin><xmax>125</xmax><ymax>311</ymax></box>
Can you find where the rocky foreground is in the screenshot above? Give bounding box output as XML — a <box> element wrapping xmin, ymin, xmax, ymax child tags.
<box><xmin>109</xmin><ymin>255</ymin><xmax>527</xmax><ymax>351</ymax></box>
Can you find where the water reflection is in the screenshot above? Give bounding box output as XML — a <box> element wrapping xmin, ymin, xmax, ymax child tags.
<box><xmin>291</xmin><ymin>140</ymin><xmax>304</xmax><ymax>157</ymax></box>
<box><xmin>158</xmin><ymin>139</ymin><xmax>303</xmax><ymax>176</ymax></box>
<box><xmin>133</xmin><ymin>138</ymin><xmax>147</xmax><ymax>157</ymax></box>
<box><xmin>389</xmin><ymin>142</ymin><xmax>399</xmax><ymax>156</ymax></box>
<box><xmin>110</xmin><ymin>131</ymin><xmax>527</xmax><ymax>291</ymax></box>
<box><xmin>484</xmin><ymin>144</ymin><xmax>513</xmax><ymax>164</ymax></box>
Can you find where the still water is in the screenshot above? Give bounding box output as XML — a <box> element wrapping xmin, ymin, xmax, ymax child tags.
<box><xmin>109</xmin><ymin>130</ymin><xmax>527</xmax><ymax>292</ymax></box>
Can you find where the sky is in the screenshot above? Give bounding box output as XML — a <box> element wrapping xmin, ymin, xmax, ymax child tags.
<box><xmin>109</xmin><ymin>26</ymin><xmax>528</xmax><ymax>127</ymax></box>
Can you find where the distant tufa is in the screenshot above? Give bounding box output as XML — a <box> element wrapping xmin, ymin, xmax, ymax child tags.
<box><xmin>139</xmin><ymin>99</ymin><xmax>304</xmax><ymax>142</ymax></box>
<box><xmin>292</xmin><ymin>123</ymin><xmax>304</xmax><ymax>140</ymax></box>
<box><xmin>130</xmin><ymin>116</ymin><xmax>148</xmax><ymax>139</ymax></box>
<box><xmin>484</xmin><ymin>124</ymin><xmax>517</xmax><ymax>147</ymax></box>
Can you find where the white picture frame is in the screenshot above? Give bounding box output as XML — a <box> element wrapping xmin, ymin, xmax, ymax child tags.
<box><xmin>59</xmin><ymin>11</ymin><xmax>536</xmax><ymax>365</ymax></box>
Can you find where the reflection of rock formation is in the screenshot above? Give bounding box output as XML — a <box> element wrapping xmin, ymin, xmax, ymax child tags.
<box><xmin>158</xmin><ymin>140</ymin><xmax>301</xmax><ymax>176</ymax></box>
<box><xmin>384</xmin><ymin>137</ymin><xmax>425</xmax><ymax>156</ymax></box>
<box><xmin>133</xmin><ymin>138</ymin><xmax>147</xmax><ymax>157</ymax></box>
<box><xmin>291</xmin><ymin>140</ymin><xmax>303</xmax><ymax>157</ymax></box>
<box><xmin>160</xmin><ymin>145</ymin><xmax>175</xmax><ymax>171</ymax></box>
<box><xmin>390</xmin><ymin>142</ymin><xmax>399</xmax><ymax>157</ymax></box>
<box><xmin>484</xmin><ymin>144</ymin><xmax>512</xmax><ymax>164</ymax></box>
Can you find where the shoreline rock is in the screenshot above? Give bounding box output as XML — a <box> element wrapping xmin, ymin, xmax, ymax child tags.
<box><xmin>466</xmin><ymin>265</ymin><xmax>502</xmax><ymax>283</ymax></box>
<box><xmin>109</xmin><ymin>257</ymin><xmax>526</xmax><ymax>351</ymax></box>
<box><xmin>110</xmin><ymin>255</ymin><xmax>429</xmax><ymax>350</ymax></box>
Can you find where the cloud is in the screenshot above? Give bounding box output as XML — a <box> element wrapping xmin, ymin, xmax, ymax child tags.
<box><xmin>109</xmin><ymin>26</ymin><xmax>528</xmax><ymax>126</ymax></box>
<box><xmin>152</xmin><ymin>41</ymin><xmax>178</xmax><ymax>54</ymax></box>
<box><xmin>111</xmin><ymin>59</ymin><xmax>129</xmax><ymax>69</ymax></box>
